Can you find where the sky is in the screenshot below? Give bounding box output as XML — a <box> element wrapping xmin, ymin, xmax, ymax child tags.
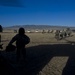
<box><xmin>0</xmin><ymin>0</ymin><xmax>75</xmax><ymax>27</ymax></box>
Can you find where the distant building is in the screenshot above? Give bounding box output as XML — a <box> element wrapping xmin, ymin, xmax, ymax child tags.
<box><xmin>35</xmin><ymin>30</ymin><xmax>39</xmax><ymax>33</ymax></box>
<box><xmin>14</xmin><ymin>30</ymin><xmax>17</xmax><ymax>33</ymax></box>
<box><xmin>27</xmin><ymin>30</ymin><xmax>31</xmax><ymax>33</ymax></box>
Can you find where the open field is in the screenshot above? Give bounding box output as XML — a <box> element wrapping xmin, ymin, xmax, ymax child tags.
<box><xmin>0</xmin><ymin>32</ymin><xmax>75</xmax><ymax>75</ymax></box>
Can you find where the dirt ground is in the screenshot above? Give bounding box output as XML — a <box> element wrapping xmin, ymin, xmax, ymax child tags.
<box><xmin>0</xmin><ymin>32</ymin><xmax>75</xmax><ymax>75</ymax></box>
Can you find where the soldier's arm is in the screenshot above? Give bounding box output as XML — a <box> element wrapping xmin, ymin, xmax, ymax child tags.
<box><xmin>8</xmin><ymin>34</ymin><xmax>18</xmax><ymax>45</ymax></box>
<box><xmin>25</xmin><ymin>35</ymin><xmax>30</xmax><ymax>44</ymax></box>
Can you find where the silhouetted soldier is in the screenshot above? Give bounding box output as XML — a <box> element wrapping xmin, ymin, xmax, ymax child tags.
<box><xmin>0</xmin><ymin>35</ymin><xmax>3</xmax><ymax>49</ymax></box>
<box><xmin>8</xmin><ymin>27</ymin><xmax>30</xmax><ymax>62</ymax></box>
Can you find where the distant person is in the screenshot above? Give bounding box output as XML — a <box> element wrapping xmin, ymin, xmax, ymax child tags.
<box><xmin>8</xmin><ymin>27</ymin><xmax>30</xmax><ymax>62</ymax></box>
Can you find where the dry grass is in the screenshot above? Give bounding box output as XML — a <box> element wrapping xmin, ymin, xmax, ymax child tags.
<box><xmin>1</xmin><ymin>32</ymin><xmax>75</xmax><ymax>47</ymax></box>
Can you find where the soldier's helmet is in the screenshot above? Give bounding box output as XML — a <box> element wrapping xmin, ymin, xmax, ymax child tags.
<box><xmin>19</xmin><ymin>27</ymin><xmax>25</xmax><ymax>35</ymax></box>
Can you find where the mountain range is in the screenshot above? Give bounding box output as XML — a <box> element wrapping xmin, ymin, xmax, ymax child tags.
<box><xmin>3</xmin><ymin>25</ymin><xmax>75</xmax><ymax>30</ymax></box>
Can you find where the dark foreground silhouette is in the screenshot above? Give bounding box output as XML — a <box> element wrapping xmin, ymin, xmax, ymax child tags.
<box><xmin>8</xmin><ymin>27</ymin><xmax>30</xmax><ymax>62</ymax></box>
<box><xmin>0</xmin><ymin>44</ymin><xmax>75</xmax><ymax>75</ymax></box>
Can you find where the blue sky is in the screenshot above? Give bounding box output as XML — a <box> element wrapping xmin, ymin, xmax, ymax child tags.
<box><xmin>0</xmin><ymin>0</ymin><xmax>75</xmax><ymax>27</ymax></box>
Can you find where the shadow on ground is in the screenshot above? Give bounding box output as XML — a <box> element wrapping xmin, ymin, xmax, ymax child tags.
<box><xmin>0</xmin><ymin>44</ymin><xmax>75</xmax><ymax>75</ymax></box>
